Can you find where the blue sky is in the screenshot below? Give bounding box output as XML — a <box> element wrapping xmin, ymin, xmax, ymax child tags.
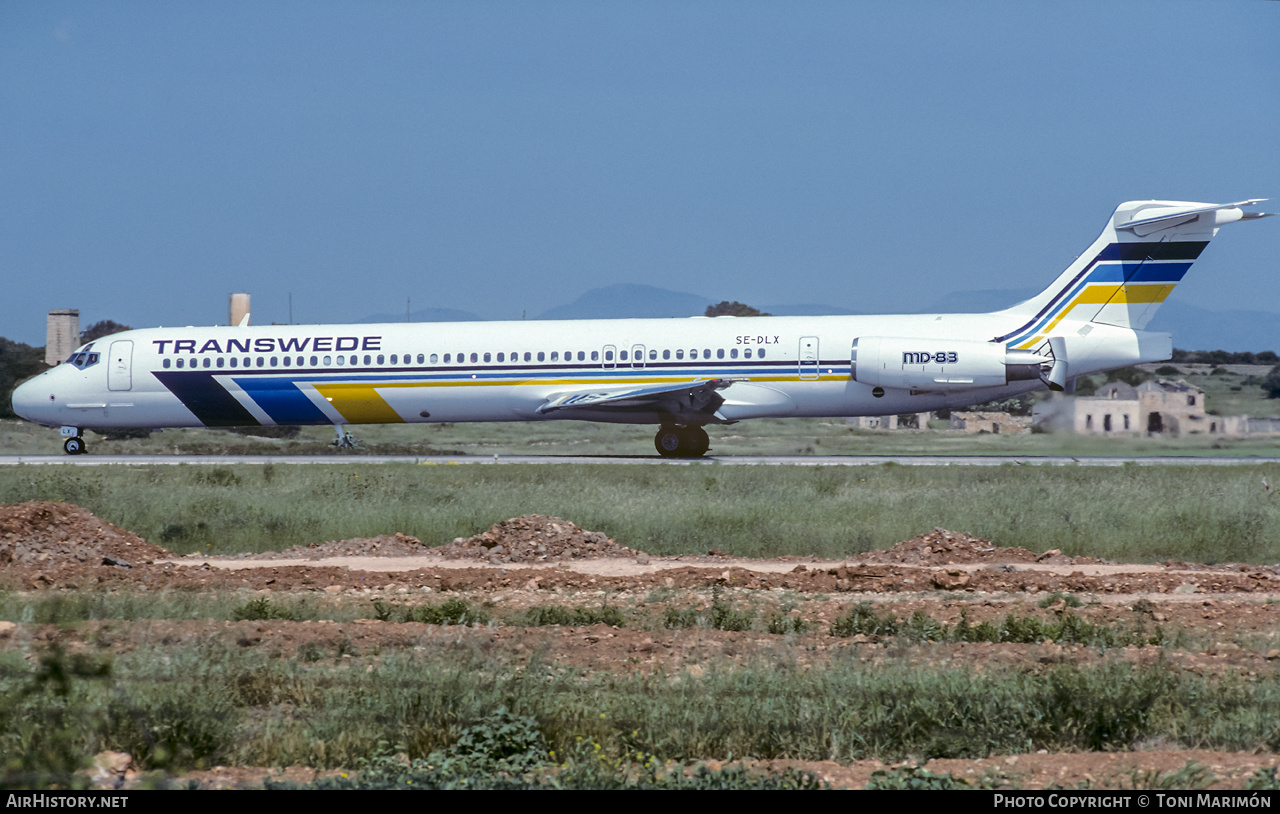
<box><xmin>2</xmin><ymin>1</ymin><xmax>1276</xmax><ymax>346</ymax></box>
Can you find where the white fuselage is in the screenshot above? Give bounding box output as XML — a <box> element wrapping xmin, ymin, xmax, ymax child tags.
<box><xmin>11</xmin><ymin>311</ymin><xmax>1161</xmax><ymax>432</ymax></box>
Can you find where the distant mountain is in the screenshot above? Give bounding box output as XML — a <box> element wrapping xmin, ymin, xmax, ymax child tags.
<box><xmin>357</xmin><ymin>284</ymin><xmax>1276</xmax><ymax>352</ymax></box>
<box><xmin>922</xmin><ymin>288</ymin><xmax>1039</xmax><ymax>314</ymax></box>
<box><xmin>760</xmin><ymin>303</ymin><xmax>864</xmax><ymax>316</ymax></box>
<box><xmin>924</xmin><ymin>288</ymin><xmax>1277</xmax><ymax>352</ymax></box>
<box><xmin>1147</xmin><ymin>302</ymin><xmax>1280</xmax><ymax>354</ymax></box>
<box><xmin>537</xmin><ymin>284</ymin><xmax>712</xmax><ymax>320</ymax></box>
<box><xmin>356</xmin><ymin>307</ymin><xmax>484</xmax><ymax>324</ymax></box>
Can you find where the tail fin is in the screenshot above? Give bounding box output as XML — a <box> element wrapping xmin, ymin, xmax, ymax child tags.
<box><xmin>995</xmin><ymin>199</ymin><xmax>1271</xmax><ymax>349</ymax></box>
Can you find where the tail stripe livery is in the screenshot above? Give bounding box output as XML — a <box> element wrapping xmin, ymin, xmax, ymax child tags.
<box><xmin>996</xmin><ymin>240</ymin><xmax>1208</xmax><ymax>348</ymax></box>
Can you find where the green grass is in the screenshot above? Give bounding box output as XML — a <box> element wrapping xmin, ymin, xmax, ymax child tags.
<box><xmin>7</xmin><ymin>639</ymin><xmax>1280</xmax><ymax>780</ymax></box>
<box><xmin>2</xmin><ymin>461</ymin><xmax>1279</xmax><ymax>562</ymax></box>
<box><xmin>4</xmin><ymin>407</ymin><xmax>1280</xmax><ymax>458</ymax></box>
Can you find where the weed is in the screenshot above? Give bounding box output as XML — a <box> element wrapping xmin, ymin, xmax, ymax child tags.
<box><xmin>1245</xmin><ymin>767</ymin><xmax>1280</xmax><ymax>791</ymax></box>
<box><xmin>231</xmin><ymin>598</ymin><xmax>301</xmax><ymax>622</ymax></box>
<box><xmin>517</xmin><ymin>604</ymin><xmax>624</xmax><ymax>628</ymax></box>
<box><xmin>403</xmin><ymin>599</ymin><xmax>490</xmax><ymax>626</ymax></box>
<box><xmin>1039</xmin><ymin>592</ymin><xmax>1084</xmax><ymax>609</ymax></box>
<box><xmin>766</xmin><ymin>611</ymin><xmax>810</xmax><ymax>635</ymax></box>
<box><xmin>865</xmin><ymin>765</ymin><xmax>975</xmax><ymax>790</ymax></box>
<box><xmin>1125</xmin><ymin>761</ymin><xmax>1215</xmax><ymax>790</ymax></box>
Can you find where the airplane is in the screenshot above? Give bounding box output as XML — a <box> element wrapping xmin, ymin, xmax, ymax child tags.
<box><xmin>11</xmin><ymin>198</ymin><xmax>1273</xmax><ymax>457</ymax></box>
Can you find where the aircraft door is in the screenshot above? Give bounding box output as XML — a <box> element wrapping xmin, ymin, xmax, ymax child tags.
<box><xmin>632</xmin><ymin>345</ymin><xmax>645</xmax><ymax>369</ymax></box>
<box><xmin>798</xmin><ymin>336</ymin><xmax>819</xmax><ymax>379</ymax></box>
<box><xmin>108</xmin><ymin>340</ymin><xmax>133</xmax><ymax>391</ymax></box>
<box><xmin>602</xmin><ymin>345</ymin><xmax>617</xmax><ymax>369</ymax></box>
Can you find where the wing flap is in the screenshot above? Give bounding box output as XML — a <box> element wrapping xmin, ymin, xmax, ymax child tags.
<box><xmin>536</xmin><ymin>378</ymin><xmax>735</xmax><ymax>415</ymax></box>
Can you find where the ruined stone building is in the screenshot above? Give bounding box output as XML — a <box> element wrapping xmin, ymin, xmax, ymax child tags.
<box><xmin>1033</xmin><ymin>379</ymin><xmax>1222</xmax><ymax>437</ymax></box>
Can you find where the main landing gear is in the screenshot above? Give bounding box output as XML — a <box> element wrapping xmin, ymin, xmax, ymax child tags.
<box><xmin>654</xmin><ymin>424</ymin><xmax>710</xmax><ymax>458</ymax></box>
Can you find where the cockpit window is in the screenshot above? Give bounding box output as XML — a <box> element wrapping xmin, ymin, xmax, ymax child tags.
<box><xmin>66</xmin><ymin>344</ymin><xmax>101</xmax><ymax>370</ymax></box>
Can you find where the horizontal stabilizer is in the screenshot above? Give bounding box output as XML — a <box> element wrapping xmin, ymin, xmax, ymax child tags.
<box><xmin>1115</xmin><ymin>199</ymin><xmax>1271</xmax><ymax>237</ymax></box>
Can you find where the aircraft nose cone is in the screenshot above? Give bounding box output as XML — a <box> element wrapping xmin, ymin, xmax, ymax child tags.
<box><xmin>11</xmin><ymin>376</ymin><xmax>52</xmax><ymax>425</ymax></box>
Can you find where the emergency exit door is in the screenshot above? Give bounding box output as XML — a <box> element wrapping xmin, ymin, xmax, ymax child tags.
<box><xmin>798</xmin><ymin>336</ymin><xmax>819</xmax><ymax>379</ymax></box>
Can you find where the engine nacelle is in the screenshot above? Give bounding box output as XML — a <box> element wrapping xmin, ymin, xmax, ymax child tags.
<box><xmin>851</xmin><ymin>337</ymin><xmax>1047</xmax><ymax>391</ymax></box>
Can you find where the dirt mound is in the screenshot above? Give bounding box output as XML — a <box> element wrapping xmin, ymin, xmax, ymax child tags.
<box><xmin>855</xmin><ymin>528</ymin><xmax>1088</xmax><ymax>566</ymax></box>
<box><xmin>221</xmin><ymin>533</ymin><xmax>434</xmax><ymax>560</ymax></box>
<box><xmin>432</xmin><ymin>515</ymin><xmax>645</xmax><ymax>564</ymax></box>
<box><xmin>0</xmin><ymin>501</ymin><xmax>172</xmax><ymax>567</ymax></box>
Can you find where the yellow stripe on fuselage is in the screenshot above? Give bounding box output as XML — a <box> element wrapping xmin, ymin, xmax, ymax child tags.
<box><xmin>309</xmin><ymin>373</ymin><xmax>842</xmax><ymax>424</ymax></box>
<box><xmin>312</xmin><ymin>383</ymin><xmax>406</xmax><ymax>424</ymax></box>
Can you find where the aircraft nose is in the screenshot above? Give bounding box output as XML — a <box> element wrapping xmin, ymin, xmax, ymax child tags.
<box><xmin>11</xmin><ymin>375</ymin><xmax>53</xmax><ymax>425</ymax></box>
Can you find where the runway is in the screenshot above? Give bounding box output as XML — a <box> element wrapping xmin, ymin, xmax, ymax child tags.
<box><xmin>2</xmin><ymin>453</ymin><xmax>1278</xmax><ymax>467</ymax></box>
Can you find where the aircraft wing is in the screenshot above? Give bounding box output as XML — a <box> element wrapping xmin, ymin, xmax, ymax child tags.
<box><xmin>535</xmin><ymin>378</ymin><xmax>736</xmax><ymax>416</ymax></box>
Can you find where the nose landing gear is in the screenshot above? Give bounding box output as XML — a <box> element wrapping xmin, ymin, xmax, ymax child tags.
<box><xmin>60</xmin><ymin>426</ymin><xmax>86</xmax><ymax>455</ymax></box>
<box><xmin>654</xmin><ymin>424</ymin><xmax>710</xmax><ymax>458</ymax></box>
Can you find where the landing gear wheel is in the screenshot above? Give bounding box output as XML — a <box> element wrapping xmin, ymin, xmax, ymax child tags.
<box><xmin>654</xmin><ymin>425</ymin><xmax>710</xmax><ymax>458</ymax></box>
<box><xmin>655</xmin><ymin>426</ymin><xmax>684</xmax><ymax>457</ymax></box>
<box><xmin>63</xmin><ymin>436</ymin><xmax>86</xmax><ymax>455</ymax></box>
<box><xmin>686</xmin><ymin>425</ymin><xmax>710</xmax><ymax>457</ymax></box>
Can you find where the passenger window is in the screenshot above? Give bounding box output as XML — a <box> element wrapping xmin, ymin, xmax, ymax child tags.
<box><xmin>703</xmin><ymin>349</ymin><xmax>710</xmax><ymax>359</ymax></box>
<box><xmin>730</xmin><ymin>348</ymin><xmax>737</xmax><ymax>359</ymax></box>
<box><xmin>297</xmin><ymin>356</ymin><xmax>304</xmax><ymax>366</ymax></box>
<box><xmin>230</xmin><ymin>358</ymin><xmax>238</xmax><ymax>368</ymax></box>
<box><xmin>310</xmin><ymin>355</ymin><xmax>318</xmax><ymax>366</ymax></box>
<box><xmin>444</xmin><ymin>353</ymin><xmax>451</xmax><ymax>363</ymax></box>
<box><xmin>550</xmin><ymin>351</ymin><xmax>558</xmax><ymax>362</ymax></box>
<box><xmin>270</xmin><ymin>356</ymin><xmax>278</xmax><ymax>366</ymax></box>
<box><xmin>497</xmin><ymin>352</ymin><xmax>504</xmax><ymax>362</ymax></box>
<box><xmin>524</xmin><ymin>352</ymin><xmax>531</xmax><ymax>362</ymax></box>
<box><xmin>604</xmin><ymin>350</ymin><xmax>613</xmax><ymax>361</ymax></box>
<box><xmin>620</xmin><ymin>350</ymin><xmax>628</xmax><ymax>361</ymax></box>
<box><xmin>323</xmin><ymin>355</ymin><xmax>332</xmax><ymax>366</ymax></box>
<box><xmin>417</xmin><ymin>354</ymin><xmax>425</xmax><ymax>364</ymax></box>
<box><xmin>744</xmin><ymin>348</ymin><xmax>752</xmax><ymax>359</ymax></box>
<box><xmin>662</xmin><ymin>349</ymin><xmax>670</xmax><ymax>360</ymax></box>
<box><xmin>177</xmin><ymin>358</ymin><xmax>185</xmax><ymax>369</ymax></box>
<box><xmin>649</xmin><ymin>349</ymin><xmax>657</xmax><ymax>360</ymax></box>
<box><xmin>337</xmin><ymin>356</ymin><xmax>345</xmax><ymax>365</ymax></box>
<box><xmin>590</xmin><ymin>351</ymin><xmax>598</xmax><ymax>361</ymax></box>
<box><xmin>244</xmin><ymin>357</ymin><xmax>251</xmax><ymax>368</ymax></box>
<box><xmin>484</xmin><ymin>352</ymin><xmax>491</xmax><ymax>363</ymax></box>
<box><xmin>377</xmin><ymin>354</ymin><xmax>385</xmax><ymax>364</ymax></box>
<box><xmin>284</xmin><ymin>357</ymin><xmax>292</xmax><ymax>367</ymax></box>
<box><xmin>759</xmin><ymin>349</ymin><xmax>766</xmax><ymax>359</ymax></box>
<box><xmin>202</xmin><ymin>358</ymin><xmax>210</xmax><ymax>368</ymax></box>
<box><xmin>537</xmin><ymin>351</ymin><xmax>545</xmax><ymax>362</ymax></box>
<box><xmin>216</xmin><ymin>357</ymin><xmax>225</xmax><ymax>368</ymax></box>
<box><xmin>163</xmin><ymin>358</ymin><xmax>171</xmax><ymax>369</ymax></box>
<box><xmin>717</xmin><ymin>349</ymin><xmax>725</xmax><ymax>359</ymax></box>
<box><xmin>466</xmin><ymin>352</ymin><xmax>475</xmax><ymax>363</ymax></box>
<box><xmin>430</xmin><ymin>353</ymin><xmax>438</xmax><ymax>363</ymax></box>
